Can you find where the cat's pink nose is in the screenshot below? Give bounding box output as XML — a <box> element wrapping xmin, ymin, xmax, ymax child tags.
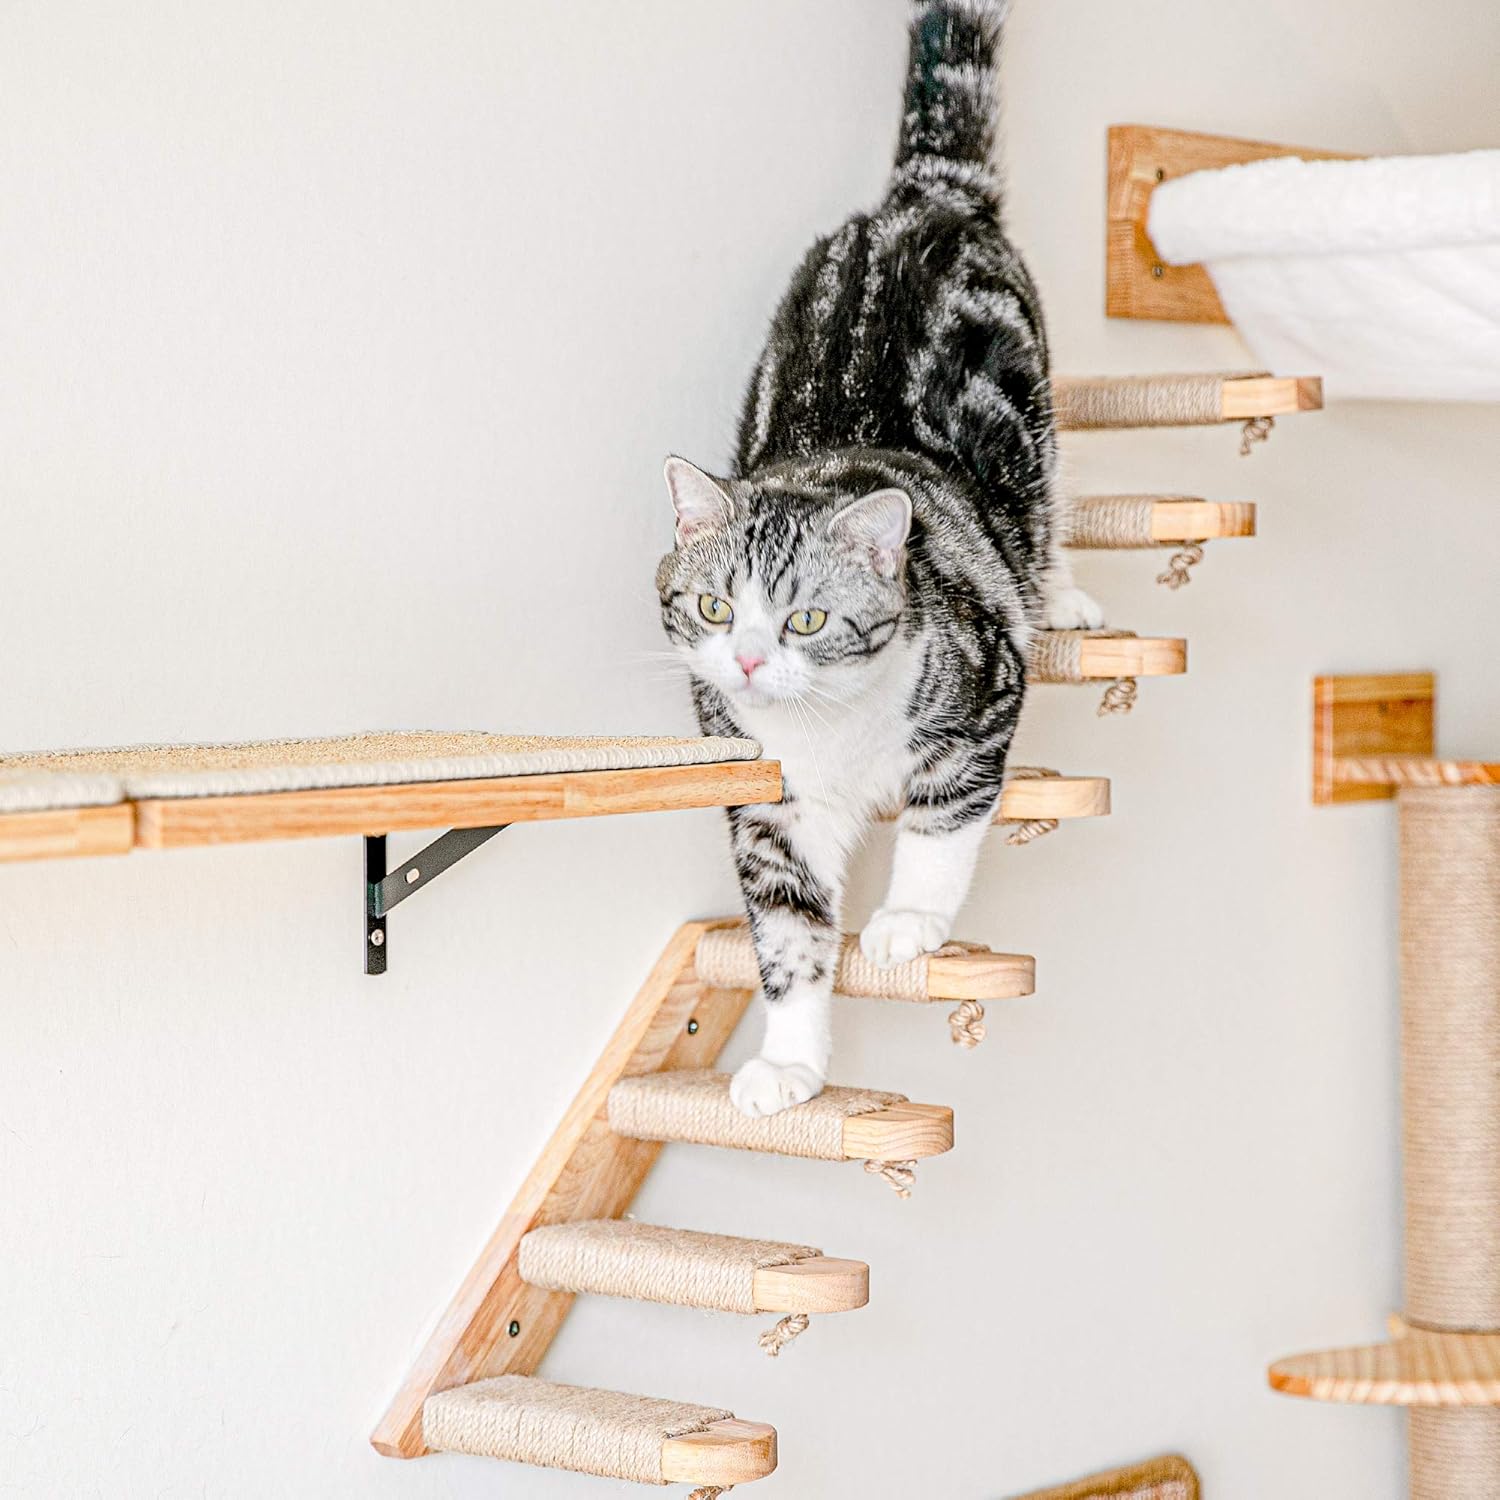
<box><xmin>736</xmin><ymin>653</ymin><xmax>766</xmax><ymax>679</ymax></box>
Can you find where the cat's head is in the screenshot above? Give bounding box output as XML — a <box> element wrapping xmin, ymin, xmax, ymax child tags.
<box><xmin>656</xmin><ymin>457</ymin><xmax>911</xmax><ymax>710</ymax></box>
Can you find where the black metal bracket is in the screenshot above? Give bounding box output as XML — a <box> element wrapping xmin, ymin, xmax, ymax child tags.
<box><xmin>364</xmin><ymin>825</ymin><xmax>508</xmax><ymax>975</ymax></box>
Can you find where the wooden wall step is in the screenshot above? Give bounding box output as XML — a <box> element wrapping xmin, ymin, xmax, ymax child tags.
<box><xmin>1054</xmin><ymin>372</ymin><xmax>1322</xmax><ymax>430</ymax></box>
<box><xmin>422</xmin><ymin>1375</ymin><xmax>776</xmax><ymax>1487</ymax></box>
<box><xmin>693</xmin><ymin>922</ymin><xmax>1034</xmax><ymax>1003</ymax></box>
<box><xmin>1029</xmin><ymin>632</ymin><xmax>1188</xmax><ymax>682</ymax></box>
<box><xmin>999</xmin><ymin>770</ymin><xmax>1111</xmax><ymax>824</ymax></box>
<box><xmin>1269</xmin><ymin>1326</ymin><xmax>1500</xmax><ymax>1407</ymax></box>
<box><xmin>519</xmin><ymin>1219</ymin><xmax>869</xmax><ymax>1316</ymax></box>
<box><xmin>608</xmin><ymin>1070</ymin><xmax>954</xmax><ymax>1165</ymax></box>
<box><xmin>1067</xmin><ymin>496</ymin><xmax>1257</xmax><ymax>549</ymax></box>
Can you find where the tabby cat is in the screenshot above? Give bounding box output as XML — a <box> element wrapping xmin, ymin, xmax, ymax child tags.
<box><xmin>657</xmin><ymin>0</ymin><xmax>1100</xmax><ymax>1116</ymax></box>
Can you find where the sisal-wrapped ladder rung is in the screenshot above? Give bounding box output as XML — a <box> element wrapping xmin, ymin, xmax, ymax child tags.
<box><xmin>1066</xmin><ymin>496</ymin><xmax>1256</xmax><ymax>589</ymax></box>
<box><xmin>608</xmin><ymin>1070</ymin><xmax>952</xmax><ymax>1195</ymax></box>
<box><xmin>520</xmin><ymin>1219</ymin><xmax>868</xmax><ymax>1354</ymax></box>
<box><xmin>1028</xmin><ymin>631</ymin><xmax>1187</xmax><ymax>716</ymax></box>
<box><xmin>1053</xmin><ymin>372</ymin><xmax>1322</xmax><ymax>439</ymax></box>
<box><xmin>423</xmin><ymin>1375</ymin><xmax>776</xmax><ymax>1488</ymax></box>
<box><xmin>695</xmin><ymin>924</ymin><xmax>1033</xmax><ymax>1002</ymax></box>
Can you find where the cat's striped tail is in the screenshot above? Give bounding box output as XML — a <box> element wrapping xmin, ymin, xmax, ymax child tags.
<box><xmin>893</xmin><ymin>0</ymin><xmax>1009</xmax><ymax>204</ymax></box>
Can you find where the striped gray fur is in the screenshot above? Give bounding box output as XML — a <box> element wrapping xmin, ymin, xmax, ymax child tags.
<box><xmin>657</xmin><ymin>1</ymin><xmax>1089</xmax><ymax>1115</ymax></box>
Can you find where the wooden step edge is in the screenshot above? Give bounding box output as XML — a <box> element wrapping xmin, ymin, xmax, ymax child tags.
<box><xmin>926</xmin><ymin>950</ymin><xmax>1035</xmax><ymax>1000</ymax></box>
<box><xmin>840</xmin><ymin>1102</ymin><xmax>953</xmax><ymax>1162</ymax></box>
<box><xmin>1068</xmin><ymin>498</ymin><xmax>1257</xmax><ymax>545</ymax></box>
<box><xmin>0</xmin><ymin>803</ymin><xmax>135</xmax><ymax>864</ymax></box>
<box><xmin>753</xmin><ymin>1257</ymin><xmax>870</xmax><ymax>1315</ymax></box>
<box><xmin>1075</xmin><ymin>636</ymin><xmax>1188</xmax><ymax>678</ymax></box>
<box><xmin>998</xmin><ymin>774</ymin><xmax>1112</xmax><ymax>823</ymax></box>
<box><xmin>1268</xmin><ymin>1328</ymin><xmax>1500</xmax><ymax>1407</ymax></box>
<box><xmin>661</xmin><ymin>1419</ymin><xmax>778</xmax><ymax>1486</ymax></box>
<box><xmin>1221</xmin><ymin>375</ymin><xmax>1324</xmax><ymax>419</ymax></box>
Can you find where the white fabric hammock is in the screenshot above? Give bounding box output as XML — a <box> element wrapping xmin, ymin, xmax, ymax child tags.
<box><xmin>1149</xmin><ymin>150</ymin><xmax>1500</xmax><ymax>402</ymax></box>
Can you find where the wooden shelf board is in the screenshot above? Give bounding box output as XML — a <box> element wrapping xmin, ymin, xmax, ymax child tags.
<box><xmin>840</xmin><ymin>1102</ymin><xmax>953</xmax><ymax>1162</ymax></box>
<box><xmin>128</xmin><ymin>759</ymin><xmax>782</xmax><ymax>850</ymax></box>
<box><xmin>1107</xmin><ymin>123</ymin><xmax>1357</xmax><ymax>324</ymax></box>
<box><xmin>0</xmin><ymin>804</ymin><xmax>135</xmax><ymax>864</ymax></box>
<box><xmin>998</xmin><ymin>774</ymin><xmax>1111</xmax><ymax>822</ymax></box>
<box><xmin>1269</xmin><ymin>1326</ymin><xmax>1500</xmax><ymax>1407</ymax></box>
<box><xmin>661</xmin><ymin>1419</ymin><xmax>778</xmax><ymax>1485</ymax></box>
<box><xmin>1076</xmin><ymin>636</ymin><xmax>1188</xmax><ymax>679</ymax></box>
<box><xmin>753</xmin><ymin>1256</ymin><xmax>869</xmax><ymax>1315</ymax></box>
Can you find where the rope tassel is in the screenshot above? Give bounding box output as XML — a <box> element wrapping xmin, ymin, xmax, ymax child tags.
<box><xmin>948</xmin><ymin>999</ymin><xmax>987</xmax><ymax>1049</ymax></box>
<box><xmin>1099</xmin><ymin>678</ymin><xmax>1138</xmax><ymax>716</ymax></box>
<box><xmin>689</xmin><ymin>1487</ymin><xmax>733</xmax><ymax>1500</ymax></box>
<box><xmin>1240</xmin><ymin>414</ymin><xmax>1275</xmax><ymax>455</ymax></box>
<box><xmin>1156</xmin><ymin>541</ymin><xmax>1206</xmax><ymax>589</ymax></box>
<box><xmin>757</xmin><ymin>1313</ymin><xmax>810</xmax><ymax>1357</ymax></box>
<box><xmin>865</xmin><ymin>1158</ymin><xmax>918</xmax><ymax>1198</ymax></box>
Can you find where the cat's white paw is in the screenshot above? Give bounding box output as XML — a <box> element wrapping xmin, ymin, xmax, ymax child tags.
<box><xmin>1046</xmin><ymin>584</ymin><xmax>1106</xmax><ymax>631</ymax></box>
<box><xmin>730</xmin><ymin>1057</ymin><xmax>824</xmax><ymax>1117</ymax></box>
<box><xmin>861</xmin><ymin>907</ymin><xmax>951</xmax><ymax>968</ymax></box>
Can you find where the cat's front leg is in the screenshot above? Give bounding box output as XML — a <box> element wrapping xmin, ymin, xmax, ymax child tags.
<box><xmin>724</xmin><ymin>800</ymin><xmax>848</xmax><ymax>1117</ymax></box>
<box><xmin>861</xmin><ymin>796</ymin><xmax>999</xmax><ymax>968</ymax></box>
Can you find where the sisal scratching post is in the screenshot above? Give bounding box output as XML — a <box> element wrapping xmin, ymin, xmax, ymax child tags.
<box><xmin>1399</xmin><ymin>786</ymin><xmax>1500</xmax><ymax>1496</ymax></box>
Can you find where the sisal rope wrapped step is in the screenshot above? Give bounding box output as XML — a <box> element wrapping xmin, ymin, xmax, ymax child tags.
<box><xmin>422</xmin><ymin>1375</ymin><xmax>775</xmax><ymax>1488</ymax></box>
<box><xmin>1064</xmin><ymin>495</ymin><xmax>1255</xmax><ymax>589</ymax></box>
<box><xmin>607</xmin><ymin>1069</ymin><xmax>953</xmax><ymax>1196</ymax></box>
<box><xmin>519</xmin><ymin>1220</ymin><xmax>865</xmax><ymax>1354</ymax></box>
<box><xmin>693</xmin><ymin>923</ymin><xmax>1033</xmax><ymax>1047</ymax></box>
<box><xmin>1052</xmin><ymin>371</ymin><xmax>1313</xmax><ymax>452</ymax></box>
<box><xmin>1029</xmin><ymin>631</ymin><xmax>1146</xmax><ymax>716</ymax></box>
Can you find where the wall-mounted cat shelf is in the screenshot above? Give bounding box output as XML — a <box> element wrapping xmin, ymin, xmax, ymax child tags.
<box><xmin>1105</xmin><ymin>124</ymin><xmax>1355</xmax><ymax>324</ymax></box>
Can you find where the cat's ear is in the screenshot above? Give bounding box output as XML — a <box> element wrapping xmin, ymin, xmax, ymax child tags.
<box><xmin>829</xmin><ymin>489</ymin><xmax>912</xmax><ymax>577</ymax></box>
<box><xmin>664</xmin><ymin>457</ymin><xmax>734</xmax><ymax>547</ymax></box>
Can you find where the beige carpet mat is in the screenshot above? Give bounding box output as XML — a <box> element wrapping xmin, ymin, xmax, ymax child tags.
<box><xmin>0</xmin><ymin>732</ymin><xmax>760</xmax><ymax>811</ymax></box>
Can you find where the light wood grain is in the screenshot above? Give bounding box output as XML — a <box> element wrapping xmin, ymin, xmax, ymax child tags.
<box><xmin>998</xmin><ymin>774</ymin><xmax>1112</xmax><ymax>822</ymax></box>
<box><xmin>1075</xmin><ymin>636</ymin><xmax>1188</xmax><ymax>678</ymax></box>
<box><xmin>371</xmin><ymin>920</ymin><xmax>756</xmax><ymax>1460</ymax></box>
<box><xmin>0</xmin><ymin>804</ymin><xmax>135</xmax><ymax>863</ymax></box>
<box><xmin>1313</xmin><ymin>672</ymin><xmax>1437</xmax><ymax>805</ymax></box>
<box><xmin>1220</xmin><ymin>375</ymin><xmax>1324</xmax><ymax>418</ymax></box>
<box><xmin>753</xmin><ymin>1257</ymin><xmax>870</xmax><ymax>1314</ymax></box>
<box><xmin>1150</xmin><ymin>500</ymin><xmax>1256</xmax><ymax>541</ymax></box>
<box><xmin>1269</xmin><ymin>1326</ymin><xmax>1500</xmax><ymax>1406</ymax></box>
<box><xmin>841</xmin><ymin>1102</ymin><xmax>953</xmax><ymax>1162</ymax></box>
<box><xmin>1106</xmin><ymin>123</ymin><xmax>1356</xmax><ymax>323</ymax></box>
<box><xmin>135</xmin><ymin>760</ymin><xmax>782</xmax><ymax>848</ymax></box>
<box><xmin>660</xmin><ymin>1419</ymin><xmax>778</xmax><ymax>1485</ymax></box>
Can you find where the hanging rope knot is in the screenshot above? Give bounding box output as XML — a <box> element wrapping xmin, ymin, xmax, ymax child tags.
<box><xmin>689</xmin><ymin>1487</ymin><xmax>733</xmax><ymax>1500</ymax></box>
<box><xmin>864</xmin><ymin>1158</ymin><xmax>917</xmax><ymax>1198</ymax></box>
<box><xmin>757</xmin><ymin>1312</ymin><xmax>810</xmax><ymax>1357</ymax></box>
<box><xmin>948</xmin><ymin>998</ymin><xmax>988</xmax><ymax>1049</ymax></box>
<box><xmin>1240</xmin><ymin>414</ymin><xmax>1275</xmax><ymax>456</ymax></box>
<box><xmin>1157</xmin><ymin>541</ymin><xmax>1205</xmax><ymax>590</ymax></box>
<box><xmin>1099</xmin><ymin>678</ymin><xmax>1138</xmax><ymax>716</ymax></box>
<box><xmin>1002</xmin><ymin>766</ymin><xmax>1061</xmax><ymax>846</ymax></box>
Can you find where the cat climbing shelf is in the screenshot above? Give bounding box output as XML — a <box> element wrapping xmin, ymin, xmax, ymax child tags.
<box><xmin>1268</xmin><ymin>672</ymin><xmax>1500</xmax><ymax>1497</ymax></box>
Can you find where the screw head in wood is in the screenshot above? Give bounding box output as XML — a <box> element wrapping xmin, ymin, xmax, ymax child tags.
<box><xmin>1154</xmin><ymin>167</ymin><xmax>1166</xmax><ymax>182</ymax></box>
<box><xmin>1152</xmin><ymin>264</ymin><xmax>1165</xmax><ymax>278</ymax></box>
<box><xmin>370</xmin><ymin>930</ymin><xmax>385</xmax><ymax>947</ymax></box>
<box><xmin>686</xmin><ymin>1018</ymin><xmax>699</xmax><ymax>1035</ymax></box>
<box><xmin>507</xmin><ymin>1320</ymin><xmax>521</xmax><ymax>1338</ymax></box>
<box><xmin>406</xmin><ymin>868</ymin><xmax>420</xmax><ymax>884</ymax></box>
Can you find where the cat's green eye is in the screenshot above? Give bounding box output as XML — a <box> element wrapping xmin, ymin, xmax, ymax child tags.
<box><xmin>786</xmin><ymin>608</ymin><xmax>828</xmax><ymax>637</ymax></box>
<box><xmin>698</xmin><ymin>594</ymin><xmax>733</xmax><ymax>626</ymax></box>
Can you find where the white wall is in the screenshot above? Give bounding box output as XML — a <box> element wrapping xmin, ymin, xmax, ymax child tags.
<box><xmin>3</xmin><ymin>2</ymin><xmax>1498</xmax><ymax>1496</ymax></box>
